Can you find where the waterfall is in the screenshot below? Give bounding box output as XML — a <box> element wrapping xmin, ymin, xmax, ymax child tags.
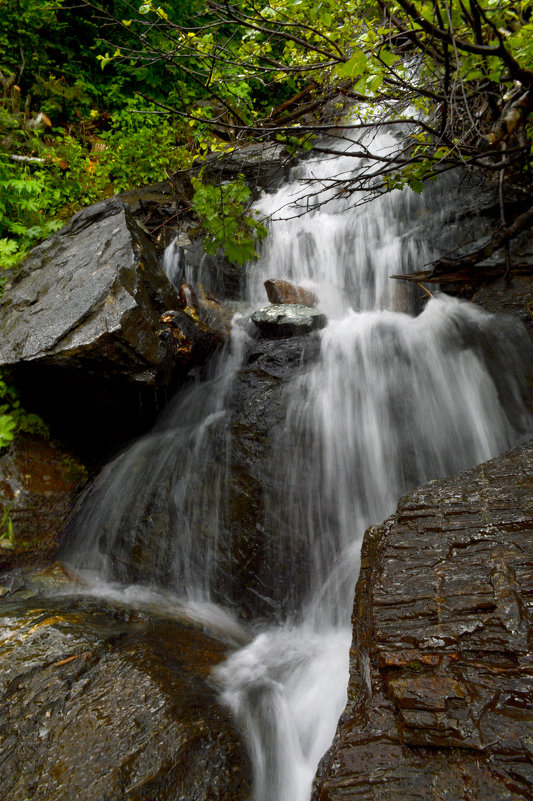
<box><xmin>61</xmin><ymin>131</ymin><xmax>532</xmax><ymax>801</ymax></box>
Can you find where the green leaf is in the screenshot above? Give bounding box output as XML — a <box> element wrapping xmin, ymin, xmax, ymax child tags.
<box><xmin>379</xmin><ymin>48</ymin><xmax>398</xmax><ymax>68</ymax></box>
<box><xmin>0</xmin><ymin>414</ymin><xmax>16</xmax><ymax>448</ymax></box>
<box><xmin>407</xmin><ymin>177</ymin><xmax>425</xmax><ymax>194</ymax></box>
<box><xmin>336</xmin><ymin>50</ymin><xmax>368</xmax><ymax>78</ymax></box>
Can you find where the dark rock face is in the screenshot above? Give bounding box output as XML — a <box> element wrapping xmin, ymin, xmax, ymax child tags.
<box><xmin>61</xmin><ymin>334</ymin><xmax>322</xmax><ymax>621</ymax></box>
<box><xmin>0</xmin><ymin>434</ymin><xmax>86</xmax><ymax>572</ymax></box>
<box><xmin>159</xmin><ymin>307</ymin><xmax>227</xmax><ymax>366</ymax></box>
<box><xmin>0</xmin><ymin>198</ymin><xmax>181</xmax><ymax>459</ymax></box>
<box><xmin>0</xmin><ymin>595</ymin><xmax>251</xmax><ymax>801</ymax></box>
<box><xmin>252</xmin><ymin>304</ymin><xmax>327</xmax><ymax>337</ymax></box>
<box><xmin>159</xmin><ymin>287</ymin><xmax>234</xmax><ymax>369</ymax></box>
<box><xmin>218</xmin><ymin>335</ymin><xmax>323</xmax><ymax>618</ymax></box>
<box><xmin>422</xmin><ymin>177</ymin><xmax>533</xmax><ymax>267</ymax></box>
<box><xmin>314</xmin><ymin>439</ymin><xmax>533</xmax><ymax>801</ymax></box>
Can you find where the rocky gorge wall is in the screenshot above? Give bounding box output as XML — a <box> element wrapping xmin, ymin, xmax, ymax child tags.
<box><xmin>314</xmin><ymin>439</ymin><xmax>533</xmax><ymax>801</ymax></box>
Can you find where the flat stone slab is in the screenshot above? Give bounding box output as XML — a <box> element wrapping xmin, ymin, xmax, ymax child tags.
<box><xmin>251</xmin><ymin>304</ymin><xmax>327</xmax><ymax>337</ymax></box>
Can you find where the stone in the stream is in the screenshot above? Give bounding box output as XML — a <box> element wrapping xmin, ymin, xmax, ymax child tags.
<box><xmin>159</xmin><ymin>283</ymin><xmax>233</xmax><ymax>366</ymax></box>
<box><xmin>314</xmin><ymin>439</ymin><xmax>533</xmax><ymax>801</ymax></box>
<box><xmin>252</xmin><ymin>303</ymin><xmax>327</xmax><ymax>337</ymax></box>
<box><xmin>0</xmin><ymin>596</ymin><xmax>251</xmax><ymax>801</ymax></box>
<box><xmin>0</xmin><ymin>567</ymin><xmax>25</xmax><ymax>596</ymax></box>
<box><xmin>264</xmin><ymin>278</ymin><xmax>318</xmax><ymax>308</ymax></box>
<box><xmin>0</xmin><ymin>197</ymin><xmax>182</xmax><ymax>458</ymax></box>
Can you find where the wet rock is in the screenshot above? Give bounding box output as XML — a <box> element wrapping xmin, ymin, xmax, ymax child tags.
<box><xmin>0</xmin><ymin>198</ymin><xmax>182</xmax><ymax>459</ymax></box>
<box><xmin>0</xmin><ymin>197</ymin><xmax>178</xmax><ymax>379</ymax></box>
<box><xmin>0</xmin><ymin>434</ymin><xmax>87</xmax><ymax>572</ymax></box>
<box><xmin>0</xmin><ymin>596</ymin><xmax>251</xmax><ymax>801</ymax></box>
<box><xmin>472</xmin><ymin>276</ymin><xmax>533</xmax><ymax>341</ymax></box>
<box><xmin>422</xmin><ymin>178</ymin><xmax>533</xmax><ymax>269</ymax></box>
<box><xmin>264</xmin><ymin>278</ymin><xmax>318</xmax><ymax>308</ymax></box>
<box><xmin>252</xmin><ymin>304</ymin><xmax>327</xmax><ymax>337</ymax></box>
<box><xmin>160</xmin><ymin>308</ymin><xmax>226</xmax><ymax>367</ymax></box>
<box><xmin>315</xmin><ymin>440</ymin><xmax>533</xmax><ymax>801</ymax></box>
<box><xmin>218</xmin><ymin>335</ymin><xmax>324</xmax><ymax>618</ymax></box>
<box><xmin>178</xmin><ymin>281</ymin><xmax>199</xmax><ymax>308</ymax></box>
<box><xmin>0</xmin><ymin>567</ymin><xmax>25</xmax><ymax>596</ymax></box>
<box><xmin>60</xmin><ymin>335</ymin><xmax>323</xmax><ymax>621</ymax></box>
<box><xmin>159</xmin><ymin>285</ymin><xmax>233</xmax><ymax>368</ymax></box>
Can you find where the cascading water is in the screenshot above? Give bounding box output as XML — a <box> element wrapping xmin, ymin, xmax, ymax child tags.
<box><xmin>61</xmin><ymin>130</ymin><xmax>532</xmax><ymax>801</ymax></box>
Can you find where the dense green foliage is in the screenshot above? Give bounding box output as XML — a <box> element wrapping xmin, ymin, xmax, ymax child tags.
<box><xmin>191</xmin><ymin>174</ymin><xmax>268</xmax><ymax>264</ymax></box>
<box><xmin>1</xmin><ymin>0</ymin><xmax>532</xmax><ymax>279</ymax></box>
<box><xmin>0</xmin><ymin>0</ymin><xmax>202</xmax><ymax>278</ymax></box>
<box><xmin>125</xmin><ymin>0</ymin><xmax>532</xmax><ymax>180</ymax></box>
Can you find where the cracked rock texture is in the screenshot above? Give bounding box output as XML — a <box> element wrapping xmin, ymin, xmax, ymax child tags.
<box><xmin>314</xmin><ymin>439</ymin><xmax>533</xmax><ymax>801</ymax></box>
<box><xmin>251</xmin><ymin>304</ymin><xmax>327</xmax><ymax>337</ymax></box>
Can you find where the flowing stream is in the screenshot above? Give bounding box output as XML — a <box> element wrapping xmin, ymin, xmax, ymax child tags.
<box><xmin>62</xmin><ymin>131</ymin><xmax>532</xmax><ymax>801</ymax></box>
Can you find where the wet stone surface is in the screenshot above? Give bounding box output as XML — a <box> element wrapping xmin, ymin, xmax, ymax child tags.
<box><xmin>315</xmin><ymin>439</ymin><xmax>533</xmax><ymax>801</ymax></box>
<box><xmin>264</xmin><ymin>278</ymin><xmax>318</xmax><ymax>308</ymax></box>
<box><xmin>0</xmin><ymin>594</ymin><xmax>251</xmax><ymax>801</ymax></box>
<box><xmin>59</xmin><ymin>334</ymin><xmax>324</xmax><ymax>623</ymax></box>
<box><xmin>251</xmin><ymin>304</ymin><xmax>327</xmax><ymax>337</ymax></box>
<box><xmin>472</xmin><ymin>276</ymin><xmax>533</xmax><ymax>343</ymax></box>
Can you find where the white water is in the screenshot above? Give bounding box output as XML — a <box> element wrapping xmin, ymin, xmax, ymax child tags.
<box><xmin>65</xmin><ymin>132</ymin><xmax>532</xmax><ymax>801</ymax></box>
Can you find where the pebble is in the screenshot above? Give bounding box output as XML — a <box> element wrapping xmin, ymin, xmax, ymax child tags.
<box><xmin>0</xmin><ymin>538</ymin><xmax>14</xmax><ymax>551</ymax></box>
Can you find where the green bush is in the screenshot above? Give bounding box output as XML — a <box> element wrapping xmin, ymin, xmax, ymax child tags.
<box><xmin>0</xmin><ymin>372</ymin><xmax>49</xmax><ymax>449</ymax></box>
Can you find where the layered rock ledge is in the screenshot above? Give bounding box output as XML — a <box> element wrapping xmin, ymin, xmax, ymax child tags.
<box><xmin>315</xmin><ymin>439</ymin><xmax>533</xmax><ymax>801</ymax></box>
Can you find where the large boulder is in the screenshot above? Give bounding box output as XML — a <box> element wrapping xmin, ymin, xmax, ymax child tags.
<box><xmin>0</xmin><ymin>594</ymin><xmax>251</xmax><ymax>801</ymax></box>
<box><xmin>0</xmin><ymin>198</ymin><xmax>182</xmax><ymax>459</ymax></box>
<box><xmin>0</xmin><ymin>196</ymin><xmax>179</xmax><ymax>380</ymax></box>
<box><xmin>60</xmin><ymin>334</ymin><xmax>323</xmax><ymax>620</ymax></box>
<box><xmin>314</xmin><ymin>439</ymin><xmax>533</xmax><ymax>801</ymax></box>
